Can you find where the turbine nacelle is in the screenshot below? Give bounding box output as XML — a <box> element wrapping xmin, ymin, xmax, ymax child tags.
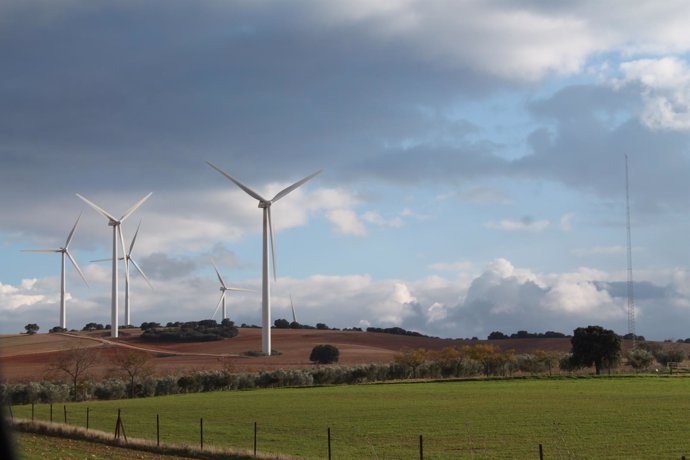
<box><xmin>258</xmin><ymin>201</ymin><xmax>271</xmax><ymax>208</ymax></box>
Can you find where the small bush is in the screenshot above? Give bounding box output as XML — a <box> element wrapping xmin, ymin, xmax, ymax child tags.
<box><xmin>310</xmin><ymin>344</ymin><xmax>340</xmax><ymax>364</ymax></box>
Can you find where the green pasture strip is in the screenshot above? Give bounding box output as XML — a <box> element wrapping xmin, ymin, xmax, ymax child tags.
<box><xmin>10</xmin><ymin>376</ymin><xmax>690</xmax><ymax>459</ymax></box>
<box><xmin>15</xmin><ymin>431</ymin><xmax>201</xmax><ymax>460</ymax></box>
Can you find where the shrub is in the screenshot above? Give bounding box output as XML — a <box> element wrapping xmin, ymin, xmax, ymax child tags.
<box><xmin>310</xmin><ymin>344</ymin><xmax>340</xmax><ymax>364</ymax></box>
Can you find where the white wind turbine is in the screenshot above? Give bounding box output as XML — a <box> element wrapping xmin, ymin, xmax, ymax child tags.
<box><xmin>91</xmin><ymin>221</ymin><xmax>153</xmax><ymax>327</ymax></box>
<box><xmin>76</xmin><ymin>192</ymin><xmax>152</xmax><ymax>338</ymax></box>
<box><xmin>22</xmin><ymin>214</ymin><xmax>88</xmax><ymax>330</ymax></box>
<box><xmin>210</xmin><ymin>259</ymin><xmax>252</xmax><ymax>321</ymax></box>
<box><xmin>289</xmin><ymin>294</ymin><xmax>297</xmax><ymax>324</ymax></box>
<box><xmin>207</xmin><ymin>161</ymin><xmax>321</xmax><ymax>355</ymax></box>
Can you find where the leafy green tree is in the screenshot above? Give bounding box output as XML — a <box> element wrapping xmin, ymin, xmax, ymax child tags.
<box><xmin>309</xmin><ymin>344</ymin><xmax>340</xmax><ymax>364</ymax></box>
<box><xmin>24</xmin><ymin>323</ymin><xmax>39</xmax><ymax>334</ymax></box>
<box><xmin>570</xmin><ymin>325</ymin><xmax>621</xmax><ymax>375</ymax></box>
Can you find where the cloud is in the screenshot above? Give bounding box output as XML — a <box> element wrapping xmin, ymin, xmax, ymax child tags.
<box><xmin>616</xmin><ymin>57</ymin><xmax>690</xmax><ymax>131</ymax></box>
<box><xmin>2</xmin><ymin>257</ymin><xmax>690</xmax><ymax>340</ymax></box>
<box><xmin>362</xmin><ymin>211</ymin><xmax>403</xmax><ymax>229</ymax></box>
<box><xmin>326</xmin><ymin>209</ymin><xmax>367</xmax><ymax>236</ymax></box>
<box><xmin>462</xmin><ymin>186</ymin><xmax>512</xmax><ymax>205</ymax></box>
<box><xmin>560</xmin><ymin>213</ymin><xmax>575</xmax><ymax>231</ymax></box>
<box><xmin>485</xmin><ymin>216</ymin><xmax>549</xmax><ymax>232</ymax></box>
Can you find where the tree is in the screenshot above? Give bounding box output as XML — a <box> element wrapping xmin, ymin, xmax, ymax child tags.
<box><xmin>570</xmin><ymin>326</ymin><xmax>621</xmax><ymax>375</ymax></box>
<box><xmin>48</xmin><ymin>343</ymin><xmax>99</xmax><ymax>401</ymax></box>
<box><xmin>274</xmin><ymin>318</ymin><xmax>290</xmax><ymax>329</ymax></box>
<box><xmin>310</xmin><ymin>344</ymin><xmax>340</xmax><ymax>364</ymax></box>
<box><xmin>487</xmin><ymin>331</ymin><xmax>508</xmax><ymax>340</ymax></box>
<box><xmin>394</xmin><ymin>348</ymin><xmax>428</xmax><ymax>378</ymax></box>
<box><xmin>652</xmin><ymin>346</ymin><xmax>686</xmax><ymax>367</ymax></box>
<box><xmin>626</xmin><ymin>348</ymin><xmax>654</xmax><ymax>371</ymax></box>
<box><xmin>111</xmin><ymin>349</ymin><xmax>153</xmax><ymax>398</ymax></box>
<box><xmin>24</xmin><ymin>323</ymin><xmax>39</xmax><ymax>334</ymax></box>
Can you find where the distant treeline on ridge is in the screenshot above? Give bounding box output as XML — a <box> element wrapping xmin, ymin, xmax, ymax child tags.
<box><xmin>488</xmin><ymin>330</ymin><xmax>569</xmax><ymax>340</ymax></box>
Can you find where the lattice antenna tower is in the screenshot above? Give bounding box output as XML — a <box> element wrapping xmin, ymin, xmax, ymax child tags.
<box><xmin>625</xmin><ymin>154</ymin><xmax>636</xmax><ymax>347</ymax></box>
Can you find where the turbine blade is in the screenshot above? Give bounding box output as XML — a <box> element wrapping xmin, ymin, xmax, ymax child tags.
<box><xmin>64</xmin><ymin>212</ymin><xmax>82</xmax><ymax>248</ymax></box>
<box><xmin>290</xmin><ymin>294</ymin><xmax>297</xmax><ymax>323</ymax></box>
<box><xmin>118</xmin><ymin>226</ymin><xmax>130</xmax><ymax>282</ymax></box>
<box><xmin>65</xmin><ymin>249</ymin><xmax>89</xmax><ymax>287</ymax></box>
<box><xmin>211</xmin><ymin>259</ymin><xmax>228</xmax><ymax>289</ymax></box>
<box><xmin>129</xmin><ymin>220</ymin><xmax>141</xmax><ymax>255</ymax></box>
<box><xmin>225</xmin><ymin>287</ymin><xmax>254</xmax><ymax>292</ymax></box>
<box><xmin>206</xmin><ymin>161</ymin><xmax>267</xmax><ymax>202</ymax></box>
<box><xmin>268</xmin><ymin>207</ymin><xmax>277</xmax><ymax>281</ymax></box>
<box><xmin>130</xmin><ymin>257</ymin><xmax>153</xmax><ymax>289</ymax></box>
<box><xmin>270</xmin><ymin>170</ymin><xmax>322</xmax><ymax>203</ymax></box>
<box><xmin>120</xmin><ymin>193</ymin><xmax>152</xmax><ymax>222</ymax></box>
<box><xmin>90</xmin><ymin>257</ymin><xmax>113</xmax><ymax>263</ymax></box>
<box><xmin>22</xmin><ymin>249</ymin><xmax>61</xmax><ymax>253</ymax></box>
<box><xmin>76</xmin><ymin>194</ymin><xmax>117</xmax><ymax>222</ymax></box>
<box><xmin>212</xmin><ymin>293</ymin><xmax>225</xmax><ymax>319</ymax></box>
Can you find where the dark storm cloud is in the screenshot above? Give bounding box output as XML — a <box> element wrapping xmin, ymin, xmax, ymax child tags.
<box><xmin>2</xmin><ymin>0</ymin><xmax>689</xmax><ymax>229</ymax></box>
<box><xmin>0</xmin><ymin>0</ymin><xmax>499</xmax><ymax>198</ymax></box>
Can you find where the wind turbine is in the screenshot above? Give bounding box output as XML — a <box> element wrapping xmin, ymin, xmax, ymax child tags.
<box><xmin>91</xmin><ymin>221</ymin><xmax>153</xmax><ymax>327</ymax></box>
<box><xmin>76</xmin><ymin>192</ymin><xmax>152</xmax><ymax>338</ymax></box>
<box><xmin>210</xmin><ymin>259</ymin><xmax>252</xmax><ymax>321</ymax></box>
<box><xmin>206</xmin><ymin>161</ymin><xmax>320</xmax><ymax>355</ymax></box>
<box><xmin>22</xmin><ymin>214</ymin><xmax>88</xmax><ymax>330</ymax></box>
<box><xmin>289</xmin><ymin>294</ymin><xmax>297</xmax><ymax>324</ymax></box>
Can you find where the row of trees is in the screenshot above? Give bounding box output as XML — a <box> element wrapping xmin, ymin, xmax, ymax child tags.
<box><xmin>488</xmin><ymin>330</ymin><xmax>567</xmax><ymax>340</ymax></box>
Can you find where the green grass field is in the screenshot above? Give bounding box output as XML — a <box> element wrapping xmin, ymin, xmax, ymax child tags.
<box><xmin>15</xmin><ymin>432</ymin><xmax>202</xmax><ymax>460</ymax></box>
<box><xmin>10</xmin><ymin>376</ymin><xmax>690</xmax><ymax>459</ymax></box>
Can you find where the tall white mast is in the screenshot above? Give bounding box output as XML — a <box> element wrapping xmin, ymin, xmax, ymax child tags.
<box><xmin>625</xmin><ymin>154</ymin><xmax>636</xmax><ymax>347</ymax></box>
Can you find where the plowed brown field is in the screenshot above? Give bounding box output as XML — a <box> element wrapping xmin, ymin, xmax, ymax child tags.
<box><xmin>1</xmin><ymin>328</ymin><xmax>655</xmax><ymax>383</ymax></box>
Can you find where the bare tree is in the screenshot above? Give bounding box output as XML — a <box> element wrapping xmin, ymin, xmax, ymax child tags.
<box><xmin>48</xmin><ymin>343</ymin><xmax>99</xmax><ymax>401</ymax></box>
<box><xmin>111</xmin><ymin>349</ymin><xmax>153</xmax><ymax>398</ymax></box>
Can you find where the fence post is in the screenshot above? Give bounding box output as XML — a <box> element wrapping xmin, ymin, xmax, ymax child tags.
<box><xmin>6</xmin><ymin>403</ymin><xmax>12</xmax><ymax>420</ymax></box>
<box><xmin>63</xmin><ymin>405</ymin><xmax>67</xmax><ymax>424</ymax></box>
<box><xmin>539</xmin><ymin>443</ymin><xmax>544</xmax><ymax>460</ymax></box>
<box><xmin>50</xmin><ymin>404</ymin><xmax>53</xmax><ymax>422</ymax></box>
<box><xmin>200</xmin><ymin>417</ymin><xmax>204</xmax><ymax>450</ymax></box>
<box><xmin>156</xmin><ymin>414</ymin><xmax>160</xmax><ymax>447</ymax></box>
<box><xmin>328</xmin><ymin>427</ymin><xmax>332</xmax><ymax>460</ymax></box>
<box><xmin>254</xmin><ymin>421</ymin><xmax>257</xmax><ymax>456</ymax></box>
<box><xmin>86</xmin><ymin>407</ymin><xmax>90</xmax><ymax>430</ymax></box>
<box><xmin>31</xmin><ymin>403</ymin><xmax>34</xmax><ymax>421</ymax></box>
<box><xmin>419</xmin><ymin>434</ymin><xmax>423</xmax><ymax>460</ymax></box>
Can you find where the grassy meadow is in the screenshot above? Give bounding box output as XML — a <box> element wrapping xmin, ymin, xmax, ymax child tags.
<box><xmin>10</xmin><ymin>376</ymin><xmax>690</xmax><ymax>459</ymax></box>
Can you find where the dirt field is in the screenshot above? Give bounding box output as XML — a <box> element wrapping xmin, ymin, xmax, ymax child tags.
<box><xmin>0</xmin><ymin>327</ymin><xmax>671</xmax><ymax>383</ymax></box>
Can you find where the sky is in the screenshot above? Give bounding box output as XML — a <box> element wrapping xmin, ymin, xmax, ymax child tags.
<box><xmin>1</xmin><ymin>1</ymin><xmax>690</xmax><ymax>341</ymax></box>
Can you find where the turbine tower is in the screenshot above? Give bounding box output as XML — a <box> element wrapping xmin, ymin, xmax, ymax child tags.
<box><xmin>22</xmin><ymin>213</ymin><xmax>88</xmax><ymax>330</ymax></box>
<box><xmin>76</xmin><ymin>192</ymin><xmax>152</xmax><ymax>338</ymax></box>
<box><xmin>625</xmin><ymin>154</ymin><xmax>636</xmax><ymax>346</ymax></box>
<box><xmin>91</xmin><ymin>221</ymin><xmax>153</xmax><ymax>327</ymax></box>
<box><xmin>207</xmin><ymin>161</ymin><xmax>320</xmax><ymax>355</ymax></box>
<box><xmin>211</xmin><ymin>259</ymin><xmax>252</xmax><ymax>320</ymax></box>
